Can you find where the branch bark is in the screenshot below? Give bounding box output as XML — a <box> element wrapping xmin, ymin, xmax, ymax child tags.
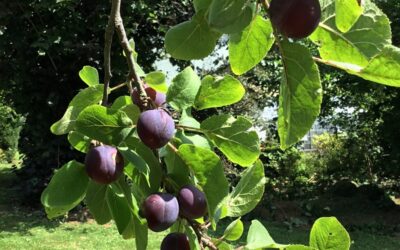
<box><xmin>102</xmin><ymin>0</ymin><xmax>118</xmax><ymax>106</ymax></box>
<box><xmin>112</xmin><ymin>0</ymin><xmax>151</xmax><ymax>108</ymax></box>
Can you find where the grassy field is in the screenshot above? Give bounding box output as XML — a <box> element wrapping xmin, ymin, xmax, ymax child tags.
<box><xmin>1</xmin><ymin>163</ymin><xmax>399</xmax><ymax>249</ymax></box>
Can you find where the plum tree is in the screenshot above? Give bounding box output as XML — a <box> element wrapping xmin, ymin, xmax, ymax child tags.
<box><xmin>177</xmin><ymin>185</ymin><xmax>207</xmax><ymax>219</ymax></box>
<box><xmin>131</xmin><ymin>84</ymin><xmax>166</xmax><ymax>110</ymax></box>
<box><xmin>136</xmin><ymin>109</ymin><xmax>175</xmax><ymax>149</ymax></box>
<box><xmin>84</xmin><ymin>145</ymin><xmax>124</xmax><ymax>184</ymax></box>
<box><xmin>142</xmin><ymin>193</ymin><xmax>179</xmax><ymax>232</ymax></box>
<box><xmin>160</xmin><ymin>233</ymin><xmax>190</xmax><ymax>250</ymax></box>
<box><xmin>269</xmin><ymin>0</ymin><xmax>321</xmax><ymax>39</ymax></box>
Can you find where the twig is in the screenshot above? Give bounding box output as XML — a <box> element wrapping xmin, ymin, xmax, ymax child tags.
<box><xmin>102</xmin><ymin>0</ymin><xmax>118</xmax><ymax>106</ymax></box>
<box><xmin>188</xmin><ymin>220</ymin><xmax>218</xmax><ymax>250</ymax></box>
<box><xmin>109</xmin><ymin>82</ymin><xmax>127</xmax><ymax>92</ymax></box>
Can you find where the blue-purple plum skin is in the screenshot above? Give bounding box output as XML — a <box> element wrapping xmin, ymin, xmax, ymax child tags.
<box><xmin>161</xmin><ymin>233</ymin><xmax>190</xmax><ymax>250</ymax></box>
<box><xmin>269</xmin><ymin>0</ymin><xmax>321</xmax><ymax>39</ymax></box>
<box><xmin>143</xmin><ymin>193</ymin><xmax>179</xmax><ymax>232</ymax></box>
<box><xmin>137</xmin><ymin>109</ymin><xmax>175</xmax><ymax>149</ymax></box>
<box><xmin>85</xmin><ymin>145</ymin><xmax>124</xmax><ymax>184</ymax></box>
<box><xmin>177</xmin><ymin>185</ymin><xmax>207</xmax><ymax>219</ymax></box>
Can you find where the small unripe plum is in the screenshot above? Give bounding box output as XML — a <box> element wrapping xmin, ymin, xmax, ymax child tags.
<box><xmin>177</xmin><ymin>185</ymin><xmax>207</xmax><ymax>219</ymax></box>
<box><xmin>269</xmin><ymin>0</ymin><xmax>321</xmax><ymax>39</ymax></box>
<box><xmin>131</xmin><ymin>84</ymin><xmax>166</xmax><ymax>110</ymax></box>
<box><xmin>137</xmin><ymin>109</ymin><xmax>175</xmax><ymax>149</ymax></box>
<box><xmin>142</xmin><ymin>193</ymin><xmax>179</xmax><ymax>232</ymax></box>
<box><xmin>85</xmin><ymin>145</ymin><xmax>124</xmax><ymax>184</ymax></box>
<box><xmin>161</xmin><ymin>233</ymin><xmax>190</xmax><ymax>250</ymax></box>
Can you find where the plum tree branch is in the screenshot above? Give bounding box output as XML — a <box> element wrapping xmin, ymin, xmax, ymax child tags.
<box><xmin>102</xmin><ymin>0</ymin><xmax>117</xmax><ymax>106</ymax></box>
<box><xmin>111</xmin><ymin>0</ymin><xmax>152</xmax><ymax>108</ymax></box>
<box><xmin>188</xmin><ymin>220</ymin><xmax>218</xmax><ymax>250</ymax></box>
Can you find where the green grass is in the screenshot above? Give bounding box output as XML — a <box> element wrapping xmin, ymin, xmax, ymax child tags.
<box><xmin>1</xmin><ymin>164</ymin><xmax>399</xmax><ymax>249</ymax></box>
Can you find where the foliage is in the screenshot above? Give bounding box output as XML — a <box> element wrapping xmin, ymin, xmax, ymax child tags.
<box><xmin>0</xmin><ymin>0</ymin><xmax>193</xmax><ymax>203</ymax></box>
<box><xmin>2</xmin><ymin>0</ymin><xmax>396</xmax><ymax>248</ymax></box>
<box><xmin>0</xmin><ymin>98</ymin><xmax>25</xmax><ymax>164</ymax></box>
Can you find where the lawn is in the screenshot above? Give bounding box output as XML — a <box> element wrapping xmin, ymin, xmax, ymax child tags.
<box><xmin>1</xmin><ymin>164</ymin><xmax>399</xmax><ymax>249</ymax></box>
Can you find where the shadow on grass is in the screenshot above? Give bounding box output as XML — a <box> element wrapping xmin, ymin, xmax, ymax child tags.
<box><xmin>0</xmin><ymin>164</ymin><xmax>64</xmax><ymax>235</ymax></box>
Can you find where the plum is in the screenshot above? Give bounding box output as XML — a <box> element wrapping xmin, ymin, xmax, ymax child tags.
<box><xmin>85</xmin><ymin>145</ymin><xmax>124</xmax><ymax>184</ymax></box>
<box><xmin>160</xmin><ymin>233</ymin><xmax>190</xmax><ymax>250</ymax></box>
<box><xmin>269</xmin><ymin>0</ymin><xmax>321</xmax><ymax>39</ymax></box>
<box><xmin>142</xmin><ymin>193</ymin><xmax>179</xmax><ymax>232</ymax></box>
<box><xmin>131</xmin><ymin>84</ymin><xmax>166</xmax><ymax>110</ymax></box>
<box><xmin>137</xmin><ymin>109</ymin><xmax>175</xmax><ymax>149</ymax></box>
<box><xmin>177</xmin><ymin>185</ymin><xmax>207</xmax><ymax>219</ymax></box>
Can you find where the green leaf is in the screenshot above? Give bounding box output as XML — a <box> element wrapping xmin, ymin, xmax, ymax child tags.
<box><xmin>106</xmin><ymin>183</ymin><xmax>134</xmax><ymax>236</ymax></box>
<box><xmin>110</xmin><ymin>96</ymin><xmax>140</xmax><ymax>123</ymax></box>
<box><xmin>335</xmin><ymin>0</ymin><xmax>362</xmax><ymax>33</ymax></box>
<box><xmin>79</xmin><ymin>66</ymin><xmax>99</xmax><ymax>87</ymax></box>
<box><xmin>216</xmin><ymin>241</ymin><xmax>234</xmax><ymax>250</ymax></box>
<box><xmin>286</xmin><ymin>246</ymin><xmax>317</xmax><ymax>250</ymax></box>
<box><xmin>194</xmin><ymin>75</ymin><xmax>245</xmax><ymax>110</ymax></box>
<box><xmin>110</xmin><ymin>96</ymin><xmax>132</xmax><ymax>110</ymax></box>
<box><xmin>167</xmin><ymin>67</ymin><xmax>201</xmax><ymax>110</ymax></box>
<box><xmin>123</xmin><ymin>136</ymin><xmax>162</xmax><ymax>199</ymax></box>
<box><xmin>229</xmin><ymin>15</ymin><xmax>275</xmax><ymax>75</ymax></box>
<box><xmin>119</xmin><ymin>147</ymin><xmax>151</xmax><ymax>187</ymax></box>
<box><xmin>133</xmin><ymin>215</ymin><xmax>148</xmax><ymax>250</ymax></box>
<box><xmin>185</xmin><ymin>224</ymin><xmax>202</xmax><ymax>250</ymax></box>
<box><xmin>193</xmin><ymin>0</ymin><xmax>212</xmax><ymax>12</ymax></box>
<box><xmin>278</xmin><ymin>41</ymin><xmax>322</xmax><ymax>150</ymax></box>
<box><xmin>126</xmin><ymin>38</ymin><xmax>146</xmax><ymax>77</ymax></box>
<box><xmin>50</xmin><ymin>85</ymin><xmax>103</xmax><ymax>135</ymax></box>
<box><xmin>310</xmin><ymin>0</ymin><xmax>391</xmax><ymax>67</ymax></box>
<box><xmin>245</xmin><ymin>220</ymin><xmax>286</xmax><ymax>249</ymax></box>
<box><xmin>67</xmin><ymin>131</ymin><xmax>91</xmax><ymax>153</ymax></box>
<box><xmin>354</xmin><ymin>45</ymin><xmax>400</xmax><ymax>87</ymax></box>
<box><xmin>165</xmin><ymin>12</ymin><xmax>220</xmax><ymax>60</ymax></box>
<box><xmin>310</xmin><ymin>217</ymin><xmax>351</xmax><ymax>250</ymax></box>
<box><xmin>179</xmin><ymin>108</ymin><xmax>201</xmax><ymax>128</ymax></box>
<box><xmin>201</xmin><ymin>115</ymin><xmax>260</xmax><ymax>167</ymax></box>
<box><xmin>75</xmin><ymin>104</ymin><xmax>134</xmax><ymax>145</ymax></box>
<box><xmin>223</xmin><ymin>218</ymin><xmax>244</xmax><ymax>241</ymax></box>
<box><xmin>145</xmin><ymin>71</ymin><xmax>168</xmax><ymax>93</ymax></box>
<box><xmin>162</xmin><ymin>142</ymin><xmax>191</xmax><ymax>188</ymax></box>
<box><xmin>176</xmin><ymin>131</ymin><xmax>211</xmax><ymax>149</ymax></box>
<box><xmin>178</xmin><ymin>145</ymin><xmax>229</xmax><ymax>227</ymax></box>
<box><xmin>226</xmin><ymin>160</ymin><xmax>266</xmax><ymax>217</ymax></box>
<box><xmin>85</xmin><ymin>180</ymin><xmax>111</xmax><ymax>225</ymax></box>
<box><xmin>208</xmin><ymin>0</ymin><xmax>253</xmax><ymax>34</ymax></box>
<box><xmin>41</xmin><ymin>160</ymin><xmax>89</xmax><ymax>219</ymax></box>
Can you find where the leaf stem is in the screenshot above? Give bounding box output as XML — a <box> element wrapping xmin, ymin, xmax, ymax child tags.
<box><xmin>175</xmin><ymin>124</ymin><xmax>205</xmax><ymax>134</ymax></box>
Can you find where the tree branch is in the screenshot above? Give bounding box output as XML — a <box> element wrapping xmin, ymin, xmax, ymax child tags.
<box><xmin>102</xmin><ymin>1</ymin><xmax>118</xmax><ymax>106</ymax></box>
<box><xmin>112</xmin><ymin>0</ymin><xmax>151</xmax><ymax>108</ymax></box>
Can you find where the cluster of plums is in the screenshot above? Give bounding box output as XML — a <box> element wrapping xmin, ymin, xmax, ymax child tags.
<box><xmin>84</xmin><ymin>144</ymin><xmax>206</xmax><ymax>250</ymax></box>
<box><xmin>269</xmin><ymin>0</ymin><xmax>321</xmax><ymax>39</ymax></box>
<box><xmin>143</xmin><ymin>185</ymin><xmax>207</xmax><ymax>250</ymax></box>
